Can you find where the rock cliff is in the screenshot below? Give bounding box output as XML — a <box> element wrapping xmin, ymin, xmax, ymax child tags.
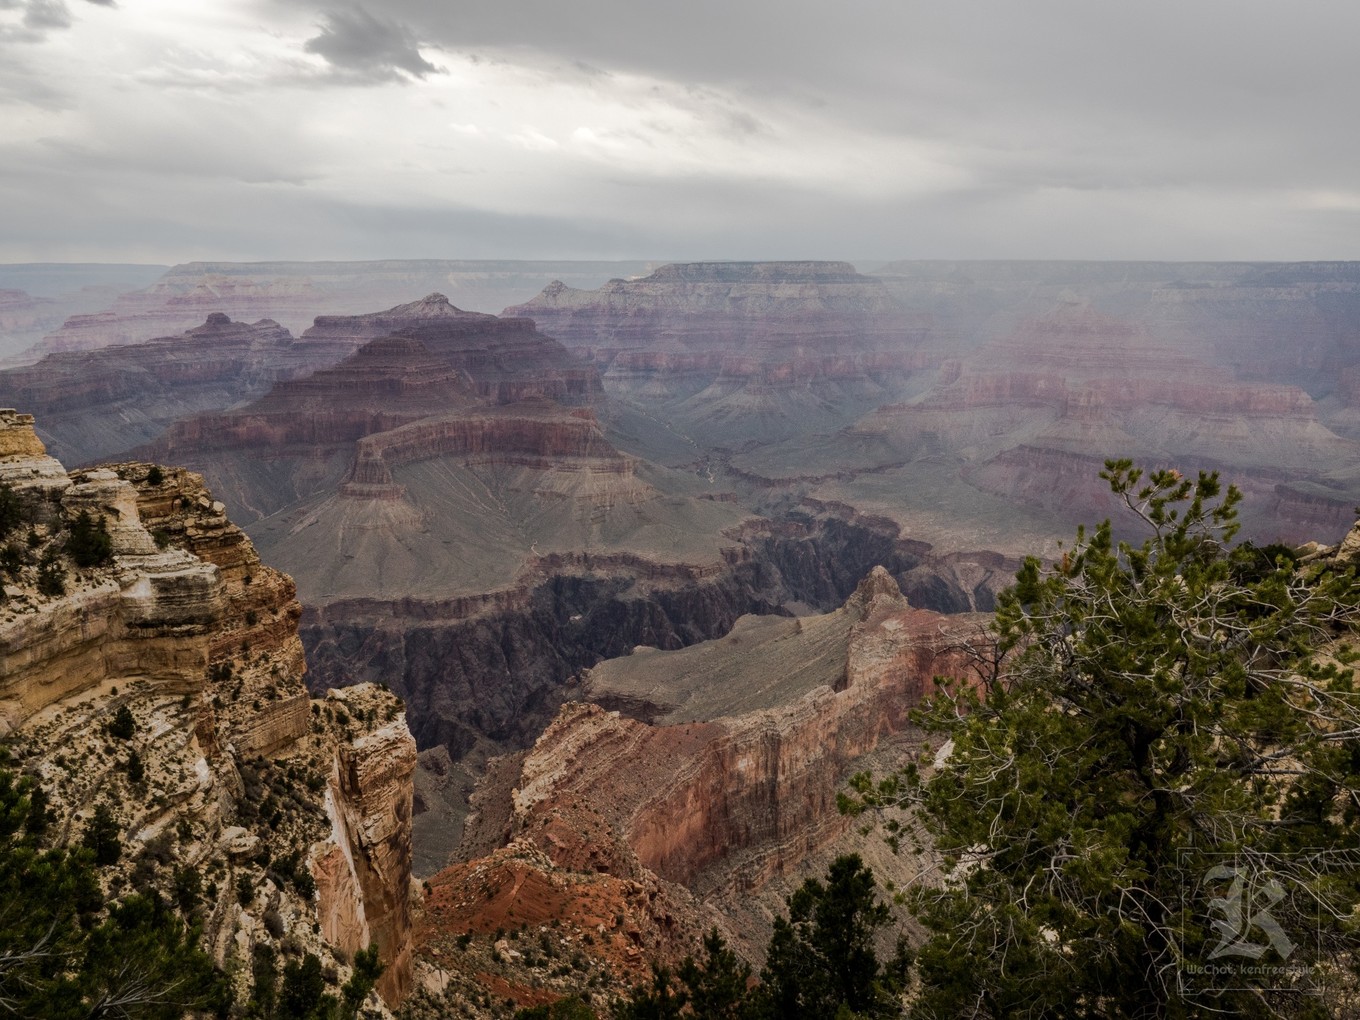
<box><xmin>0</xmin><ymin>409</ymin><xmax>419</xmax><ymax>1011</ymax></box>
<box><xmin>411</xmin><ymin>571</ymin><xmax>988</xmax><ymax>1010</ymax></box>
<box><xmin>11</xmin><ymin>259</ymin><xmax>654</xmax><ymax>365</ymax></box>
<box><xmin>507</xmin><ymin>262</ymin><xmax>932</xmax><ymax>447</ymax></box>
<box><xmin>0</xmin><ymin>314</ymin><xmax>303</xmax><ymax>467</ymax></box>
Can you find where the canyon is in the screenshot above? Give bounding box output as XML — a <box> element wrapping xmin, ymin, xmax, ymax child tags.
<box><xmin>4</xmin><ymin>256</ymin><xmax>1360</xmax><ymax>1012</ymax></box>
<box><xmin>409</xmin><ymin>568</ymin><xmax>990</xmax><ymax>1013</ymax></box>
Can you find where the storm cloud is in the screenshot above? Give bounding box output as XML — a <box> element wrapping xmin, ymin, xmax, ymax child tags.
<box><xmin>303</xmin><ymin>6</ymin><xmax>440</xmax><ymax>82</ymax></box>
<box><xmin>0</xmin><ymin>0</ymin><xmax>1358</xmax><ymax>262</ymax></box>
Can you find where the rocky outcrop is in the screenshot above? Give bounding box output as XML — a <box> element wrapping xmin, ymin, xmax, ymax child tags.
<box><xmin>0</xmin><ymin>409</ymin><xmax>419</xmax><ymax>1011</ymax></box>
<box><xmin>19</xmin><ymin>275</ymin><xmax>326</xmax><ymax>362</ymax></box>
<box><xmin>545</xmin><ymin>570</ymin><xmax>987</xmax><ymax>891</ymax></box>
<box><xmin>144</xmin><ymin>298</ymin><xmax>604</xmax><ymax>522</ymax></box>
<box><xmin>725</xmin><ymin>304</ymin><xmax>1360</xmax><ymax>546</ymax></box>
<box><xmin>506</xmin><ymin>262</ymin><xmax>915</xmax><ymax>350</ymax></box>
<box><xmin>313</xmin><ymin>685</ymin><xmax>418</xmax><ymax>1004</ymax></box>
<box><xmin>0</xmin><ymin>314</ymin><xmax>302</xmax><ymax>466</ymax></box>
<box><xmin>507</xmin><ymin>262</ymin><xmax>932</xmax><ymax>446</ymax></box>
<box><xmin>421</xmin><ymin>572</ymin><xmax>987</xmax><ymax>1000</ymax></box>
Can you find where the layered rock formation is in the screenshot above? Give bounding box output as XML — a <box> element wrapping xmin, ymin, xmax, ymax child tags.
<box><xmin>0</xmin><ymin>264</ymin><xmax>167</xmax><ymax>362</ymax></box>
<box><xmin>730</xmin><ymin>304</ymin><xmax>1360</xmax><ymax>546</ymax></box>
<box><xmin>10</xmin><ymin>259</ymin><xmax>653</xmax><ymax>365</ymax></box>
<box><xmin>0</xmin><ymin>314</ymin><xmax>305</xmax><ymax>466</ymax></box>
<box><xmin>409</xmin><ymin>571</ymin><xmax>987</xmax><ymax>1010</ymax></box>
<box><xmin>0</xmin><ymin>410</ymin><xmax>418</xmax><ymax>1011</ymax></box>
<box><xmin>508</xmin><ymin>262</ymin><xmax>934</xmax><ymax>446</ymax></box>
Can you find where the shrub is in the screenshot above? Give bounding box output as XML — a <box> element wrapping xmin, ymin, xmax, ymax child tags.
<box><xmin>66</xmin><ymin>509</ymin><xmax>113</xmax><ymax>568</ymax></box>
<box><xmin>107</xmin><ymin>705</ymin><xmax>135</xmax><ymax>740</ymax></box>
<box><xmin>81</xmin><ymin>804</ymin><xmax>122</xmax><ymax>866</ymax></box>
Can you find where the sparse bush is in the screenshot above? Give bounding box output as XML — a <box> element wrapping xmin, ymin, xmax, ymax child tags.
<box><xmin>108</xmin><ymin>705</ymin><xmax>135</xmax><ymax>740</ymax></box>
<box><xmin>173</xmin><ymin>866</ymin><xmax>201</xmax><ymax>912</ymax></box>
<box><xmin>36</xmin><ymin>557</ymin><xmax>64</xmax><ymax>597</ymax></box>
<box><xmin>0</xmin><ymin>483</ymin><xmax>21</xmax><ymax>540</ymax></box>
<box><xmin>264</xmin><ymin>908</ymin><xmax>286</xmax><ymax>939</ymax></box>
<box><xmin>81</xmin><ymin>803</ymin><xmax>122</xmax><ymax>866</ymax></box>
<box><xmin>124</xmin><ymin>749</ymin><xmax>144</xmax><ymax>784</ymax></box>
<box><xmin>0</xmin><ymin>542</ymin><xmax>24</xmax><ymax>577</ymax></box>
<box><xmin>146</xmin><ymin>464</ymin><xmax>164</xmax><ymax>486</ymax></box>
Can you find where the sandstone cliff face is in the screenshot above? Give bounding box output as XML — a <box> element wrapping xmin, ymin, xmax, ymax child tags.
<box><xmin>0</xmin><ymin>410</ymin><xmax>418</xmax><ymax>1011</ymax></box>
<box><xmin>313</xmin><ymin>685</ymin><xmax>418</xmax><ymax>1004</ymax></box>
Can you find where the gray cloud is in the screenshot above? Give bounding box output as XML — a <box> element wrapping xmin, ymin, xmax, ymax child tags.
<box><xmin>22</xmin><ymin>0</ymin><xmax>70</xmax><ymax>29</ymax></box>
<box><xmin>3</xmin><ymin>0</ymin><xmax>1360</xmax><ymax>262</ymax></box>
<box><xmin>304</xmin><ymin>6</ymin><xmax>440</xmax><ymax>82</ymax></box>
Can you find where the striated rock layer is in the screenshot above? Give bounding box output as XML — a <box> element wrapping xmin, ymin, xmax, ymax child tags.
<box><xmin>13</xmin><ymin>259</ymin><xmax>653</xmax><ymax>365</ymax></box>
<box><xmin>417</xmin><ymin>570</ymin><xmax>987</xmax><ymax>1004</ymax></box>
<box><xmin>507</xmin><ymin>261</ymin><xmax>934</xmax><ymax>447</ymax></box>
<box><xmin>0</xmin><ymin>313</ymin><xmax>305</xmax><ymax>467</ymax></box>
<box><xmin>0</xmin><ymin>410</ymin><xmax>418</xmax><ymax>1010</ymax></box>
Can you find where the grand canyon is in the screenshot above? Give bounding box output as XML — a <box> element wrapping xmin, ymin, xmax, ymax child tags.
<box><xmin>2</xmin><ymin>256</ymin><xmax>1359</xmax><ymax>1017</ymax></box>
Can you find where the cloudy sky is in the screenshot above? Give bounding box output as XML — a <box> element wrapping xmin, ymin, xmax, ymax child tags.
<box><xmin>2</xmin><ymin>0</ymin><xmax>1358</xmax><ymax>263</ymax></box>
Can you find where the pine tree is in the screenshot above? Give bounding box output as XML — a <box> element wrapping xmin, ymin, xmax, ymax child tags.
<box><xmin>66</xmin><ymin>509</ymin><xmax>113</xmax><ymax>568</ymax></box>
<box><xmin>848</xmin><ymin>461</ymin><xmax>1360</xmax><ymax>1017</ymax></box>
<box><xmin>757</xmin><ymin>854</ymin><xmax>906</xmax><ymax>1019</ymax></box>
<box><xmin>678</xmin><ymin>929</ymin><xmax>754</xmax><ymax>1020</ymax></box>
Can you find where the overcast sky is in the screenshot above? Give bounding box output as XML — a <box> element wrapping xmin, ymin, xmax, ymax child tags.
<box><xmin>2</xmin><ymin>0</ymin><xmax>1358</xmax><ymax>264</ymax></box>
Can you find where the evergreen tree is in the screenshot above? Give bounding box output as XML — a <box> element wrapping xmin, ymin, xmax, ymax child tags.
<box><xmin>66</xmin><ymin>509</ymin><xmax>113</xmax><ymax>568</ymax></box>
<box><xmin>614</xmin><ymin>964</ymin><xmax>686</xmax><ymax>1020</ymax></box>
<box><xmin>108</xmin><ymin>704</ymin><xmax>136</xmax><ymax>739</ymax></box>
<box><xmin>280</xmin><ymin>952</ymin><xmax>334</xmax><ymax>1020</ymax></box>
<box><xmin>517</xmin><ymin>995</ymin><xmax>599</xmax><ymax>1019</ymax></box>
<box><xmin>0</xmin><ymin>756</ymin><xmax>225</xmax><ymax>1017</ymax></box>
<box><xmin>677</xmin><ymin>929</ymin><xmax>754</xmax><ymax>1020</ymax></box>
<box><xmin>81</xmin><ymin>803</ymin><xmax>122</xmax><ymax>866</ymax></box>
<box><xmin>848</xmin><ymin>461</ymin><xmax>1360</xmax><ymax>1017</ymax></box>
<box><xmin>0</xmin><ymin>483</ymin><xmax>22</xmax><ymax>541</ymax></box>
<box><xmin>757</xmin><ymin>855</ymin><xmax>906</xmax><ymax>1019</ymax></box>
<box><xmin>340</xmin><ymin>945</ymin><xmax>384</xmax><ymax>1019</ymax></box>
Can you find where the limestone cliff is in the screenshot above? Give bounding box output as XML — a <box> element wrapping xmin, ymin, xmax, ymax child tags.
<box><xmin>0</xmin><ymin>409</ymin><xmax>418</xmax><ymax>1011</ymax></box>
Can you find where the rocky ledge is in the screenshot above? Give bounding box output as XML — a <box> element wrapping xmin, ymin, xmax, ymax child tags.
<box><xmin>0</xmin><ymin>408</ymin><xmax>420</xmax><ymax>1011</ymax></box>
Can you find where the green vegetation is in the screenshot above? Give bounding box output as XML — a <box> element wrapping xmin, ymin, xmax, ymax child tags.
<box><xmin>759</xmin><ymin>854</ymin><xmax>907</xmax><ymax>1019</ymax></box>
<box><xmin>0</xmin><ymin>753</ymin><xmax>227</xmax><ymax>1017</ymax></box>
<box><xmin>66</xmin><ymin>508</ymin><xmax>113</xmax><ymax>568</ymax></box>
<box><xmin>36</xmin><ymin>552</ymin><xmax>64</xmax><ymax>596</ymax></box>
<box><xmin>0</xmin><ymin>483</ymin><xmax>22</xmax><ymax>541</ymax></box>
<box><xmin>611</xmin><ymin>855</ymin><xmax>903</xmax><ymax>1020</ymax></box>
<box><xmin>146</xmin><ymin>465</ymin><xmax>164</xmax><ymax>487</ymax></box>
<box><xmin>80</xmin><ymin>803</ymin><xmax>122</xmax><ymax>867</ymax></box>
<box><xmin>846</xmin><ymin>460</ymin><xmax>1360</xmax><ymax>1016</ymax></box>
<box><xmin>108</xmin><ymin>704</ymin><xmax>136</xmax><ymax>739</ymax></box>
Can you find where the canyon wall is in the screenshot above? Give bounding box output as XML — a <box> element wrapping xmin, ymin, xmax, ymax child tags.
<box><xmin>0</xmin><ymin>410</ymin><xmax>418</xmax><ymax>1010</ymax></box>
<box><xmin>10</xmin><ymin>259</ymin><xmax>653</xmax><ymax>365</ymax></box>
<box><xmin>412</xmin><ymin>571</ymin><xmax>987</xmax><ymax>1010</ymax></box>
